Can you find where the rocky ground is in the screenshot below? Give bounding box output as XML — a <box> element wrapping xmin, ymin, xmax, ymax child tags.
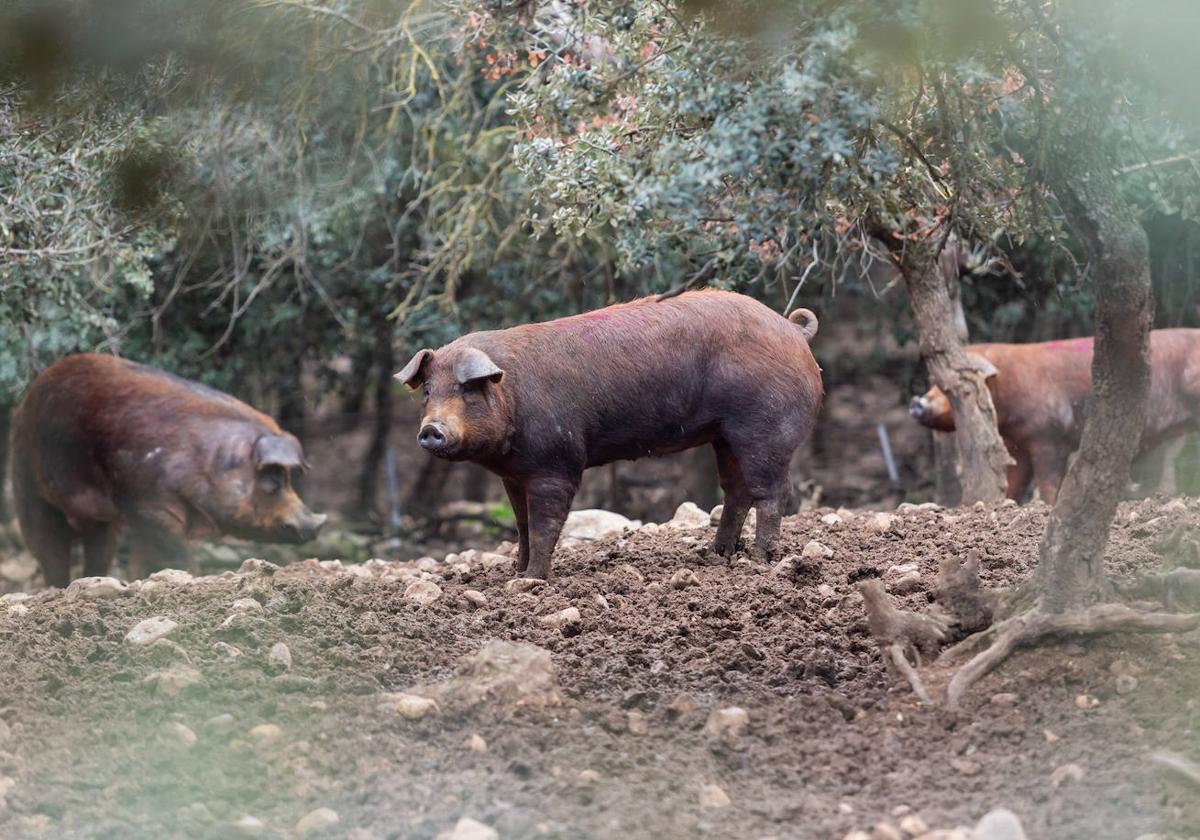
<box><xmin>1</xmin><ymin>499</ymin><xmax>1200</xmax><ymax>839</ymax></box>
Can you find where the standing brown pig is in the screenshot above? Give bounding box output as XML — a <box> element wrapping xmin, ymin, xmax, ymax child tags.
<box><xmin>397</xmin><ymin>291</ymin><xmax>823</xmax><ymax>579</ymax></box>
<box><xmin>908</xmin><ymin>330</ymin><xmax>1200</xmax><ymax>504</ymax></box>
<box><xmin>11</xmin><ymin>354</ymin><xmax>327</xmax><ymax>586</ymax></box>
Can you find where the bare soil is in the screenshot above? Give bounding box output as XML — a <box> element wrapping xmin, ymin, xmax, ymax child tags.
<box><xmin>1</xmin><ymin>499</ymin><xmax>1199</xmax><ymax>839</ymax></box>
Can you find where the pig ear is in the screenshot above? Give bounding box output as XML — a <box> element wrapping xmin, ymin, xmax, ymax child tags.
<box><xmin>395</xmin><ymin>349</ymin><xmax>434</xmax><ymax>389</ymax></box>
<box><xmin>254</xmin><ymin>435</ymin><xmax>308</xmax><ymax>471</ymax></box>
<box><xmin>967</xmin><ymin>353</ymin><xmax>999</xmax><ymax>381</ymax></box>
<box><xmin>454</xmin><ymin>347</ymin><xmax>504</xmax><ymax>386</ymax></box>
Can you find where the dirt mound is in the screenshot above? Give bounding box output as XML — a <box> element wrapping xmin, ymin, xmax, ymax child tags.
<box><xmin>1</xmin><ymin>500</ymin><xmax>1198</xmax><ymax>838</ymax></box>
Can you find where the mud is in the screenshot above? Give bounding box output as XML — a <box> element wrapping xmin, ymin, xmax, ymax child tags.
<box><xmin>1</xmin><ymin>499</ymin><xmax>1199</xmax><ymax>839</ymax></box>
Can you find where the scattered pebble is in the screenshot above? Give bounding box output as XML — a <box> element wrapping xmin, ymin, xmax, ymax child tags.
<box><xmin>504</xmin><ymin>578</ymin><xmax>545</xmax><ymax>594</ymax></box>
<box><xmin>668</xmin><ymin>568</ymin><xmax>700</xmax><ymax>589</ymax></box>
<box><xmin>1115</xmin><ymin>674</ymin><xmax>1138</xmax><ymax>695</ymax></box>
<box><xmin>468</xmin><ymin>734</ymin><xmax>487</xmax><ymax>753</ymax></box>
<box><xmin>160</xmin><ymin>722</ymin><xmax>197</xmax><ymax>749</ymax></box>
<box><xmin>238</xmin><ymin>558</ymin><xmax>278</xmax><ymax>575</ymax></box>
<box><xmin>705</xmin><ymin>707</ymin><xmax>749</xmax><ymax>740</ymax></box>
<box><xmin>437</xmin><ymin>817</ymin><xmax>498</xmax><ymax>840</ymax></box>
<box><xmin>295</xmin><ymin>807</ymin><xmax>339</xmax><ymax>836</ymax></box>
<box><xmin>801</xmin><ymin>540</ymin><xmax>834</xmax><ymax>559</ymax></box>
<box><xmin>213</xmin><ymin>642</ymin><xmax>243</xmax><ymax>659</ymax></box>
<box><xmin>888</xmin><ymin>571</ymin><xmax>923</xmax><ymax>594</ymax></box>
<box><xmin>871</xmin><ymin>822</ymin><xmax>903</xmax><ymax>840</ymax></box>
<box><xmin>1043</xmin><ymin>729</ymin><xmax>1060</xmax><ymax>744</ymax></box>
<box><xmin>230</xmin><ymin>598</ymin><xmax>263</xmax><ymax>613</ymax></box>
<box><xmin>267</xmin><ymin>642</ymin><xmax>292</xmax><ymax>672</ymax></box>
<box><xmin>1049</xmin><ymin>762</ymin><xmax>1085</xmax><ymax>788</ymax></box>
<box><xmin>235</xmin><ymin>815</ymin><xmax>265</xmax><ymax>835</ymax></box>
<box><xmin>593</xmin><ymin>594</ymin><xmax>610</xmax><ymax>610</ymax></box>
<box><xmin>461</xmin><ymin>590</ymin><xmax>488</xmax><ymax>609</ymax></box>
<box><xmin>577</xmin><ymin>769</ymin><xmax>601</xmax><ymax>784</ymax></box>
<box><xmin>404</xmin><ymin>580</ymin><xmax>443</xmax><ymax>605</ymax></box>
<box><xmin>626</xmin><ymin>711</ymin><xmax>648</xmax><ymax>735</ymax></box>
<box><xmin>867</xmin><ymin>513</ymin><xmax>899</xmax><ymax>534</ymax></box>
<box><xmin>989</xmin><ymin>692</ymin><xmax>1019</xmax><ymax>706</ymax></box>
<box><xmin>149</xmin><ymin>569</ymin><xmax>194</xmax><ymax>586</ymax></box>
<box><xmin>204</xmin><ymin>714</ymin><xmax>237</xmax><ymax>736</ymax></box>
<box><xmin>65</xmin><ymin>576</ymin><xmax>127</xmax><ymax>601</ymax></box>
<box><xmin>247</xmin><ymin>723</ymin><xmax>284</xmax><ymax>742</ymax></box>
<box><xmin>821</xmin><ymin>512</ymin><xmax>843</xmax><ymax>527</ymax></box>
<box><xmin>538</xmin><ymin>607</ymin><xmax>582</xmax><ymax>634</ymax></box>
<box><xmin>843</xmin><ymin>833</ymin><xmax>871</xmax><ymax>840</ymax></box>
<box><xmin>949</xmin><ymin>758</ymin><xmax>980</xmax><ymax>776</ymax></box>
<box><xmin>148</xmin><ymin>665</ymin><xmax>205</xmax><ymax>698</ymax></box>
<box><xmin>898</xmin><ymin>814</ymin><xmax>928</xmax><ymax>836</ymax></box>
<box><xmin>393</xmin><ymin>694</ymin><xmax>439</xmax><ymax>720</ymax></box>
<box><xmin>1075</xmin><ymin>694</ymin><xmax>1100</xmax><ymax>709</ymax></box>
<box><xmin>974</xmin><ymin>807</ymin><xmax>1029</xmax><ymax>840</ymax></box>
<box><xmin>698</xmin><ymin>783</ymin><xmax>731</xmax><ymax>808</ymax></box>
<box><xmin>667</xmin><ymin>501</ymin><xmax>711</xmax><ymax>530</ymax></box>
<box><xmin>125</xmin><ymin>616</ymin><xmax>179</xmax><ymax>646</ymax></box>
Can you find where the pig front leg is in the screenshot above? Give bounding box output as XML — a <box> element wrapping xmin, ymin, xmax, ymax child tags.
<box><xmin>502</xmin><ymin>478</ymin><xmax>530</xmax><ymax>574</ymax></box>
<box><xmin>1030</xmin><ymin>442</ymin><xmax>1070</xmax><ymax>506</ymax></box>
<box><xmin>126</xmin><ymin>507</ymin><xmax>190</xmax><ymax>580</ymax></box>
<box><xmin>523</xmin><ymin>474</ymin><xmax>580</xmax><ymax>580</ymax></box>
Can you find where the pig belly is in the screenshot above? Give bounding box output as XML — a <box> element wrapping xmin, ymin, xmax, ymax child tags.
<box><xmin>585</xmin><ymin>425</ymin><xmax>718</xmax><ymax>467</ymax></box>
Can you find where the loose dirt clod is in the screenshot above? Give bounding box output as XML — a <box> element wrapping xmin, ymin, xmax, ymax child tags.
<box><xmin>699</xmin><ymin>783</ymin><xmax>731</xmax><ymax>808</ymax></box>
<box><xmin>391</xmin><ymin>694</ymin><xmax>439</xmax><ymax>720</ymax></box>
<box><xmin>704</xmin><ymin>707</ymin><xmax>749</xmax><ymax>740</ymax></box>
<box><xmin>268</xmin><ymin>642</ymin><xmax>292</xmax><ymax>671</ymax></box>
<box><xmin>295</xmin><ymin>807</ymin><xmax>339</xmax><ymax>836</ymax></box>
<box><xmin>538</xmin><ymin>606</ymin><xmax>582</xmax><ymax>634</ymax></box>
<box><xmin>125</xmin><ymin>616</ymin><xmax>179</xmax><ymax>645</ymax></box>
<box><xmin>668</xmin><ymin>568</ymin><xmax>700</xmax><ymax>589</ymax></box>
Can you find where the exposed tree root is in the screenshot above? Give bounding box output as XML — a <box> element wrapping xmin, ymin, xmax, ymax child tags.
<box><xmin>945</xmin><ymin>603</ymin><xmax>1200</xmax><ymax>710</ymax></box>
<box><xmin>934</xmin><ymin>549</ymin><xmax>1000</xmax><ymax>635</ymax></box>
<box><xmin>1151</xmin><ymin>751</ymin><xmax>1200</xmax><ymax>791</ymax></box>
<box><xmin>1114</xmin><ymin>567</ymin><xmax>1200</xmax><ymax>611</ymax></box>
<box><xmin>860</xmin><ymin>579</ymin><xmax>947</xmax><ymax>705</ymax></box>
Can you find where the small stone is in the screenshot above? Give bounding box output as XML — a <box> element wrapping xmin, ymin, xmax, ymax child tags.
<box><xmin>699</xmin><ymin>783</ymin><xmax>731</xmax><ymax>808</ymax></box>
<box><xmin>468</xmin><ymin>733</ymin><xmax>487</xmax><ymax>753</ymax></box>
<box><xmin>1049</xmin><ymin>762</ymin><xmax>1085</xmax><ymax>788</ymax></box>
<box><xmin>230</xmin><ymin>598</ymin><xmax>263</xmax><ymax>613</ymax></box>
<box><xmin>247</xmin><ymin>723</ymin><xmax>284</xmax><ymax>742</ymax></box>
<box><xmin>668</xmin><ymin>568</ymin><xmax>700</xmax><ymax>589</ymax></box>
<box><xmin>867</xmin><ymin>513</ymin><xmax>899</xmax><ymax>534</ymax></box>
<box><xmin>626</xmin><ymin>711</ymin><xmax>648</xmax><ymax>735</ymax></box>
<box><xmin>645</xmin><ymin>582</ymin><xmax>665</xmax><ymax>596</ymax></box>
<box><xmin>974</xmin><ymin>807</ymin><xmax>1029</xmax><ymax>840</ymax></box>
<box><xmin>65</xmin><ymin>576</ymin><xmax>127</xmax><ymax>601</ymax></box>
<box><xmin>770</xmin><ymin>557</ymin><xmax>796</xmax><ymax>577</ymax></box>
<box><xmin>668</xmin><ymin>501</ymin><xmax>711</xmax><ymax>530</ymax></box>
<box><xmin>614</xmin><ymin>563</ymin><xmax>644</xmax><ymax>584</ymax></box>
<box><xmin>404</xmin><ymin>580</ymin><xmax>443</xmax><ymax>605</ymax></box>
<box><xmin>505</xmin><ymin>577</ymin><xmax>545</xmax><ymax>594</ymax></box>
<box><xmin>1162</xmin><ymin>498</ymin><xmax>1188</xmax><ymax>513</ymax></box>
<box><xmin>160</xmin><ymin>721</ymin><xmax>197</xmax><ymax>749</ymax></box>
<box><xmin>149</xmin><ymin>568</ymin><xmax>194</xmax><ymax>585</ymax></box>
<box><xmin>888</xmin><ymin>571</ymin><xmax>923</xmax><ymax>594</ymax></box>
<box><xmin>438</xmin><ymin>817</ymin><xmax>498</xmax><ymax>840</ymax></box>
<box><xmin>235</xmin><ymin>815</ymin><xmax>265</xmax><ymax>835</ymax></box>
<box><xmin>949</xmin><ymin>757</ymin><xmax>980</xmax><ymax>776</ymax></box>
<box><xmin>150</xmin><ymin>665</ymin><xmax>205</xmax><ymax>698</ymax></box>
<box><xmin>268</xmin><ymin>642</ymin><xmax>292</xmax><ymax>672</ymax></box>
<box><xmin>394</xmin><ymin>694</ymin><xmax>439</xmax><ymax>720</ymax></box>
<box><xmin>1115</xmin><ymin>674</ymin><xmax>1138</xmax><ymax>694</ymax></box>
<box><xmin>593</xmin><ymin>594</ymin><xmax>610</xmax><ymax>610</ymax></box>
<box><xmin>538</xmin><ymin>607</ymin><xmax>582</xmax><ymax>634</ymax></box>
<box><xmin>709</xmin><ymin>504</ymin><xmax>724</xmax><ymax>525</ymax></box>
<box><xmin>1075</xmin><ymin>694</ymin><xmax>1100</xmax><ymax>709</ymax></box>
<box><xmin>295</xmin><ymin>807</ymin><xmax>339</xmax><ymax>836</ymax></box>
<box><xmin>204</xmin><ymin>714</ymin><xmax>237</xmax><ymax>736</ymax></box>
<box><xmin>237</xmin><ymin>558</ymin><xmax>278</xmax><ymax>575</ymax></box>
<box><xmin>213</xmin><ymin>642</ymin><xmax>243</xmax><ymax>659</ymax></box>
<box><xmin>801</xmin><ymin>540</ymin><xmax>834</xmax><ymax>559</ymax></box>
<box><xmin>838</xmin><ymin>802</ymin><xmax>854</xmax><ymax>815</ymax></box>
<box><xmin>899</xmin><ymin>815</ymin><xmax>928</xmax><ymax>836</ymax></box>
<box><xmin>843</xmin><ymin>834</ymin><xmax>871</xmax><ymax>840</ymax></box>
<box><xmin>462</xmin><ymin>590</ymin><xmax>488</xmax><ymax>609</ymax></box>
<box><xmin>704</xmin><ymin>707</ymin><xmax>749</xmax><ymax>740</ymax></box>
<box><xmin>989</xmin><ymin>692</ymin><xmax>1019</xmax><ymax>706</ymax></box>
<box><xmin>1043</xmin><ymin>729</ymin><xmax>1060</xmax><ymax>743</ymax></box>
<box><xmin>821</xmin><ymin>513</ymin><xmax>843</xmax><ymax>527</ymax></box>
<box><xmin>125</xmin><ymin>616</ymin><xmax>178</xmax><ymax>646</ymax></box>
<box><xmin>872</xmin><ymin>822</ymin><xmax>903</xmax><ymax>840</ymax></box>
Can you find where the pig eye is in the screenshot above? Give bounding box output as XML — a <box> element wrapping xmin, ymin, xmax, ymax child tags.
<box><xmin>259</xmin><ymin>469</ymin><xmax>284</xmax><ymax>496</ymax></box>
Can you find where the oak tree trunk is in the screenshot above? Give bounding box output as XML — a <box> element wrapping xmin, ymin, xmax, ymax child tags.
<box><xmin>0</xmin><ymin>403</ymin><xmax>10</xmax><ymax>522</ymax></box>
<box><xmin>1035</xmin><ymin>141</ymin><xmax>1152</xmax><ymax>613</ymax></box>
<box><xmin>358</xmin><ymin>323</ymin><xmax>396</xmax><ymax>520</ymax></box>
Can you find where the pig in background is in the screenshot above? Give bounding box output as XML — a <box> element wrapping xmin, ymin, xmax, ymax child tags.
<box><xmin>10</xmin><ymin>354</ymin><xmax>326</xmax><ymax>586</ymax></box>
<box><xmin>397</xmin><ymin>290</ymin><xmax>824</xmax><ymax>579</ymax></box>
<box><xmin>909</xmin><ymin>329</ymin><xmax>1200</xmax><ymax>504</ymax></box>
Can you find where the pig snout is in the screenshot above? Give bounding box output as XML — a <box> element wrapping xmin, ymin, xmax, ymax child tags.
<box><xmin>909</xmin><ymin>395</ymin><xmax>931</xmax><ymax>420</ymax></box>
<box><xmin>419</xmin><ymin>421</ymin><xmax>447</xmax><ymax>451</ymax></box>
<box><xmin>285</xmin><ymin>508</ymin><xmax>328</xmax><ymax>543</ymax></box>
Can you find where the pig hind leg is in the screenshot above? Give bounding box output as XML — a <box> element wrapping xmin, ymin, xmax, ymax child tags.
<box><xmin>1031</xmin><ymin>442</ymin><xmax>1070</xmax><ymax>506</ymax></box>
<box><xmin>126</xmin><ymin>520</ymin><xmax>189</xmax><ymax>581</ymax></box>
<box><xmin>82</xmin><ymin>524</ymin><xmax>120</xmax><ymax>578</ymax></box>
<box><xmin>711</xmin><ymin>441</ymin><xmax>752</xmax><ymax>557</ymax></box>
<box><xmin>14</xmin><ymin>492</ymin><xmax>76</xmax><ymax>588</ymax></box>
<box><xmin>722</xmin><ymin>436</ymin><xmax>798</xmax><ymax>564</ymax></box>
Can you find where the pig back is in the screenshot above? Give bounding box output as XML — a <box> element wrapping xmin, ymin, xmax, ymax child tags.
<box><xmin>467</xmin><ymin>291</ymin><xmax>822</xmax><ymax>465</ymax></box>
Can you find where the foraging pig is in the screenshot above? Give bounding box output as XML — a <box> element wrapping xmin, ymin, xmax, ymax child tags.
<box><xmin>11</xmin><ymin>354</ymin><xmax>327</xmax><ymax>585</ymax></box>
<box><xmin>908</xmin><ymin>330</ymin><xmax>1200</xmax><ymax>504</ymax></box>
<box><xmin>397</xmin><ymin>291</ymin><xmax>823</xmax><ymax>579</ymax></box>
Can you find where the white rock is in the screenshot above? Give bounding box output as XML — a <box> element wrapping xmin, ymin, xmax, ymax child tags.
<box><xmin>801</xmin><ymin>540</ymin><xmax>834</xmax><ymax>559</ymax></box>
<box><xmin>709</xmin><ymin>504</ymin><xmax>724</xmax><ymax>525</ymax></box>
<box><xmin>699</xmin><ymin>783</ymin><xmax>731</xmax><ymax>808</ymax></box>
<box><xmin>238</xmin><ymin>558</ymin><xmax>278</xmax><ymax>575</ymax></box>
<box><xmin>477</xmin><ymin>552</ymin><xmax>512</xmax><ymax>570</ymax></box>
<box><xmin>462</xmin><ymin>590</ymin><xmax>488</xmax><ymax>609</ymax></box>
<box><xmin>65</xmin><ymin>576</ymin><xmax>127</xmax><ymax>601</ymax></box>
<box><xmin>149</xmin><ymin>665</ymin><xmax>205</xmax><ymax>698</ymax></box>
<box><xmin>626</xmin><ymin>710</ymin><xmax>648</xmax><ymax>735</ymax></box>
<box><xmin>247</xmin><ymin>723</ymin><xmax>284</xmax><ymax>742</ymax></box>
<box><xmin>149</xmin><ymin>569</ymin><xmax>194</xmax><ymax>586</ymax></box>
<box><xmin>770</xmin><ymin>557</ymin><xmax>796</xmax><ymax>577</ymax></box>
<box><xmin>404</xmin><ymin>580</ymin><xmax>443</xmax><ymax>605</ymax></box>
<box><xmin>1050</xmin><ymin>762</ymin><xmax>1085</xmax><ymax>787</ymax></box>
<box><xmin>538</xmin><ymin>607</ymin><xmax>582</xmax><ymax>633</ymax></box>
<box><xmin>437</xmin><ymin>817</ymin><xmax>498</xmax><ymax>840</ymax></box>
<box><xmin>468</xmin><ymin>734</ymin><xmax>487</xmax><ymax>753</ymax></box>
<box><xmin>885</xmin><ymin>563</ymin><xmax>919</xmax><ymax>578</ymax></box>
<box><xmin>160</xmin><ymin>722</ymin><xmax>197</xmax><ymax>749</ymax></box>
<box><xmin>668</xmin><ymin>568</ymin><xmax>700</xmax><ymax>589</ymax></box>
<box><xmin>231</xmin><ymin>598</ymin><xmax>263</xmax><ymax>613</ymax></box>
<box><xmin>505</xmin><ymin>577</ymin><xmax>545</xmax><ymax>594</ymax></box>
<box><xmin>235</xmin><ymin>815</ymin><xmax>265</xmax><ymax>835</ymax></box>
<box><xmin>268</xmin><ymin>643</ymin><xmax>292</xmax><ymax>671</ymax></box>
<box><xmin>126</xmin><ymin>616</ymin><xmax>179</xmax><ymax>646</ymax></box>
<box><xmin>204</xmin><ymin>713</ymin><xmax>237</xmax><ymax>735</ymax></box>
<box><xmin>898</xmin><ymin>814</ymin><xmax>928</xmax><ymax>836</ymax></box>
<box><xmin>974</xmin><ymin>808</ymin><xmax>1029</xmax><ymax>840</ymax></box>
<box><xmin>821</xmin><ymin>512</ymin><xmax>843</xmax><ymax>527</ymax></box>
<box><xmin>872</xmin><ymin>824</ymin><xmax>903</xmax><ymax>840</ymax></box>
<box><xmin>295</xmin><ymin>807</ymin><xmax>339</xmax><ymax>836</ymax></box>
<box><xmin>213</xmin><ymin>642</ymin><xmax>243</xmax><ymax>659</ymax></box>
<box><xmin>561</xmin><ymin>509</ymin><xmax>636</xmax><ymax>541</ymax></box>
<box><xmin>416</xmin><ymin>557</ymin><xmax>441</xmax><ymax>573</ymax></box>
<box><xmin>888</xmin><ymin>571</ymin><xmax>923</xmax><ymax>595</ymax></box>
<box><xmin>393</xmin><ymin>694</ymin><xmax>439</xmax><ymax>720</ymax></box>
<box><xmin>705</xmin><ymin>707</ymin><xmax>749</xmax><ymax>739</ymax></box>
<box><xmin>1162</xmin><ymin>498</ymin><xmax>1188</xmax><ymax>513</ymax></box>
<box><xmin>867</xmin><ymin>513</ymin><xmax>898</xmax><ymax>534</ymax></box>
<box><xmin>667</xmin><ymin>501</ymin><xmax>711</xmax><ymax>530</ymax></box>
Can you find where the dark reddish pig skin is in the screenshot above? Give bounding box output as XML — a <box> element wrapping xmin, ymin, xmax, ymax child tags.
<box><xmin>10</xmin><ymin>354</ymin><xmax>327</xmax><ymax>585</ymax></box>
<box><xmin>398</xmin><ymin>290</ymin><xmax>823</xmax><ymax>580</ymax></box>
<box><xmin>908</xmin><ymin>329</ymin><xmax>1200</xmax><ymax>504</ymax></box>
